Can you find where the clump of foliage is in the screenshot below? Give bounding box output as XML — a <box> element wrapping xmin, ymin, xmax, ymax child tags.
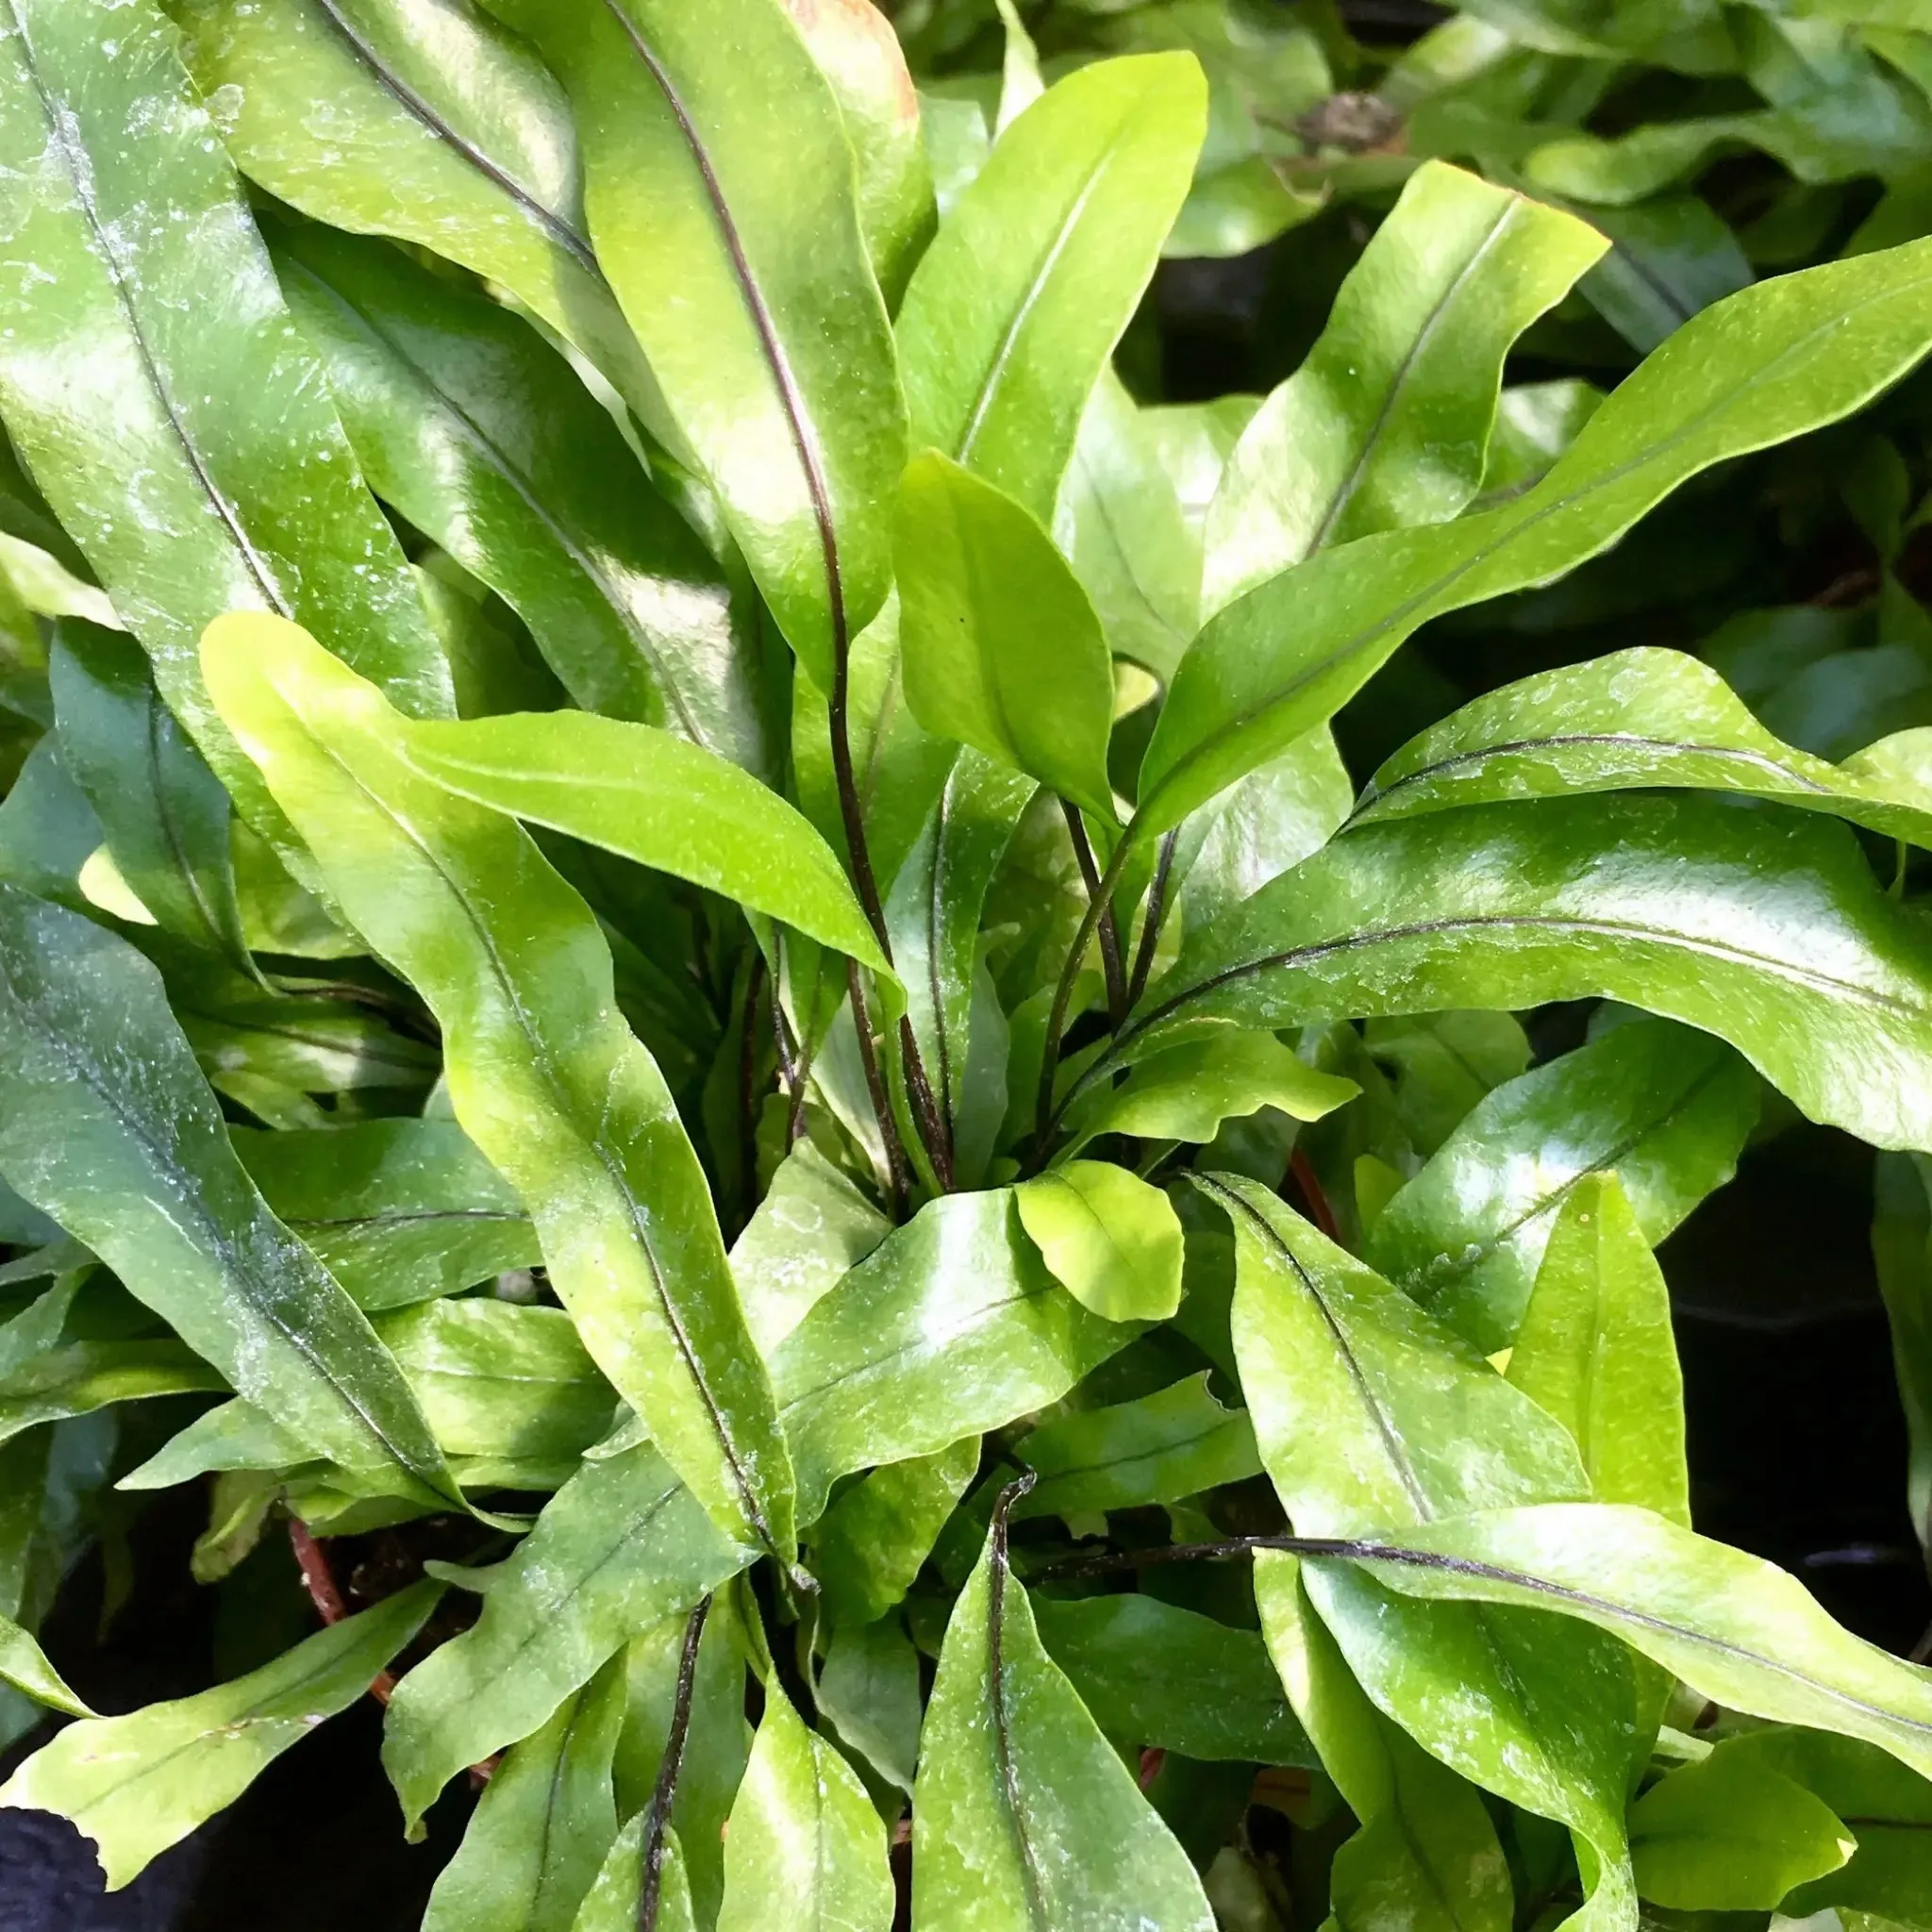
<box><xmin>2</xmin><ymin>0</ymin><xmax>1932</xmax><ymax>1926</ymax></box>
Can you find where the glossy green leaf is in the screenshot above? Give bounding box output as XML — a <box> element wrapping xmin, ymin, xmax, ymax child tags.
<box><xmin>0</xmin><ymin>884</ymin><xmax>454</xmax><ymax>1506</ymax></box>
<box><xmin>1014</xmin><ymin>1161</ymin><xmax>1185</xmax><ymax>1324</ymax></box>
<box><xmin>424</xmin><ymin>1653</ymin><xmax>626</xmax><ymax>1932</ymax></box>
<box><xmin>0</xmin><ymin>0</ymin><xmax>449</xmax><ymax>834</ymax></box>
<box><xmin>816</xmin><ymin>1610</ymin><xmax>923</xmax><ymax>1796</ymax></box>
<box><xmin>0</xmin><ymin>1335</ymin><xmax>222</xmax><ymax>1447</ymax></box>
<box><xmin>1256</xmin><ymin>1553</ymin><xmax>1512</xmax><ymax>1932</ymax></box>
<box><xmin>1013</xmin><ymin>1372</ymin><xmax>1260</xmax><ymax>1520</ymax></box>
<box><xmin>1203</xmin><ymin>160</ymin><xmax>1607</xmax><ymax>614</ymax></box>
<box><xmin>885</xmin><ymin>748</ymin><xmax>1036</xmax><ymax>1185</ymax></box>
<box><xmin>1032</xmin><ymin>1591</ymin><xmax>1313</xmax><ymax>1766</ymax></box>
<box><xmin>778</xmin><ymin>0</ymin><xmax>932</xmax><ymax>309</ymax></box>
<box><xmin>1365</xmin><ymin>1010</ymin><xmax>1532</xmax><ymax>1162</ymax></box>
<box><xmin>572</xmin><ymin>1814</ymin><xmax>695</xmax><ymax>1932</ymax></box>
<box><xmin>716</xmin><ymin>1682</ymin><xmax>893</xmax><ymax>1932</ymax></box>
<box><xmin>1355</xmin><ymin>646</ymin><xmax>1932</xmax><ymax>848</ymax></box>
<box><xmin>897</xmin><ymin>53</ymin><xmax>1207</xmax><ymax>522</ymax></box>
<box><xmin>811</xmin><ymin>1437</ymin><xmax>980</xmax><ymax>1628</ymax></box>
<box><xmin>0</xmin><ymin>1609</ymin><xmax>91</xmax><ymax>1720</ymax></box>
<box><xmin>771</xmin><ymin>1188</ymin><xmax>1129</xmax><ymax>1524</ymax></box>
<box><xmin>1507</xmin><ymin>1174</ymin><xmax>1689</xmax><ymax>1524</ymax></box>
<box><xmin>382</xmin><ymin>1441</ymin><xmax>754</xmax><ymax>1835</ymax></box>
<box><xmin>1366</xmin><ymin>1017</ymin><xmax>1758</xmax><ymax>1354</ymax></box>
<box><xmin>233</xmin><ymin>1119</ymin><xmax>539</xmax><ymax>1313</ymax></box>
<box><xmin>1139</xmin><ymin>238</ymin><xmax>1932</xmax><ymax>834</ymax></box>
<box><xmin>1330</xmin><ymin>1502</ymin><xmax>1932</xmax><ymax>1781</ymax></box>
<box><xmin>1115</xmin><ymin>796</ymin><xmax>1932</xmax><ymax>1159</ymax></box>
<box><xmin>1874</xmin><ymin>1151</ymin><xmax>1932</xmax><ymax>1555</ymax></box>
<box><xmin>1</xmin><ymin>1578</ymin><xmax>441</xmax><ymax>1889</ymax></box>
<box><xmin>400</xmin><ymin>709</ymin><xmax>885</xmax><ymax>969</ymax></box>
<box><xmin>914</xmin><ymin>1491</ymin><xmax>1215</xmax><ymax>1931</ymax></box>
<box><xmin>172</xmin><ymin>0</ymin><xmax>661</xmax><ymax>429</ymax></box>
<box><xmin>1626</xmin><ymin>1741</ymin><xmax>1854</xmax><ymax>1910</ymax></box>
<box><xmin>49</xmin><ymin>621</ymin><xmax>251</xmax><ymax>972</ymax></box>
<box><xmin>896</xmin><ymin>453</ymin><xmax>1115</xmax><ymax>820</ymax></box>
<box><xmin>486</xmin><ymin>0</ymin><xmax>904</xmax><ymax>691</ymax></box>
<box><xmin>275</xmin><ymin>224</ymin><xmax>768</xmax><ymax>770</ymax></box>
<box><xmin>204</xmin><ymin>613</ymin><xmax>793</xmax><ymax>1557</ymax></box>
<box><xmin>1061</xmin><ymin>1029</ymin><xmax>1357</xmax><ymax>1158</ymax></box>
<box><xmin>728</xmin><ymin>1141</ymin><xmax>891</xmax><ymax>1358</ymax></box>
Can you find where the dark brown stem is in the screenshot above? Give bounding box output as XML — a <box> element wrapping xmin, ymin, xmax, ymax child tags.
<box><xmin>1032</xmin><ymin>826</ymin><xmax>1141</xmax><ymax>1162</ymax></box>
<box><xmin>640</xmin><ymin>1595</ymin><xmax>712</xmax><ymax>1931</ymax></box>
<box><xmin>847</xmin><ymin>959</ymin><xmax>910</xmax><ymax>1211</ymax></box>
<box><xmin>287</xmin><ymin>1519</ymin><xmax>395</xmax><ymax>1705</ymax></box>
<box><xmin>1124</xmin><ymin>829</ymin><xmax>1179</xmax><ymax>1012</ymax></box>
<box><xmin>899</xmin><ymin>1017</ymin><xmax>955</xmax><ymax>1191</ymax></box>
<box><xmin>1062</xmin><ymin>801</ymin><xmax>1126</xmax><ymax>1026</ymax></box>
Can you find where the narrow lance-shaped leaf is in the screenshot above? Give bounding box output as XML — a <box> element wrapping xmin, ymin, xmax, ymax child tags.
<box><xmin>0</xmin><ymin>1579</ymin><xmax>442</xmax><ymax>1890</ymax></box>
<box><xmin>172</xmin><ymin>0</ymin><xmax>663</xmax><ymax>434</ymax></box>
<box><xmin>0</xmin><ymin>1610</ymin><xmax>90</xmax><ymax>1721</ymax></box>
<box><xmin>913</xmin><ymin>1484</ymin><xmax>1215</xmax><ymax>1931</ymax></box>
<box><xmin>1139</xmin><ymin>237</ymin><xmax>1932</xmax><ymax>834</ymax></box>
<box><xmin>487</xmin><ymin>0</ymin><xmax>905</xmax><ymax>692</ymax></box>
<box><xmin>1507</xmin><ymin>1174</ymin><xmax>1690</xmax><ymax>1525</ymax></box>
<box><xmin>204</xmin><ymin>613</ymin><xmax>795</xmax><ymax>1557</ymax></box>
<box><xmin>716</xmin><ymin>1682</ymin><xmax>893</xmax><ymax>1932</ymax></box>
<box><xmin>1112</xmin><ymin>794</ymin><xmax>1932</xmax><ymax>1157</ymax></box>
<box><xmin>422</xmin><ymin>1652</ymin><xmax>627</xmax><ymax>1932</ymax></box>
<box><xmin>1366</xmin><ymin>1017</ymin><xmax>1758</xmax><ymax>1354</ymax></box>
<box><xmin>0</xmin><ymin>884</ymin><xmax>457</xmax><ymax>1507</ymax></box>
<box><xmin>49</xmin><ymin>621</ymin><xmax>252</xmax><ymax>974</ymax></box>
<box><xmin>896</xmin><ymin>53</ymin><xmax>1208</xmax><ymax>522</ymax></box>
<box><xmin>0</xmin><ymin>0</ymin><xmax>450</xmax><ymax>835</ymax></box>
<box><xmin>274</xmin><ymin>224</ymin><xmax>770</xmax><ymax>773</ymax></box>
<box><xmin>895</xmin><ymin>452</ymin><xmax>1116</xmax><ymax>821</ymax></box>
<box><xmin>382</xmin><ymin>1441</ymin><xmax>754</xmax><ymax>1836</ymax></box>
<box><xmin>1255</xmin><ymin>1553</ymin><xmax>1512</xmax><ymax>1932</ymax></box>
<box><xmin>1203</xmin><ymin>159</ymin><xmax>1607</xmax><ymax>614</ymax></box>
<box><xmin>395</xmin><ymin>709</ymin><xmax>887</xmax><ymax>970</ymax></box>
<box><xmin>1353</xmin><ymin>645</ymin><xmax>1932</xmax><ymax>848</ymax></box>
<box><xmin>1323</xmin><ymin>1502</ymin><xmax>1932</xmax><ymax>1785</ymax></box>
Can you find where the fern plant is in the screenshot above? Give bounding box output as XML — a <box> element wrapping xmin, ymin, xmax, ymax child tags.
<box><xmin>1</xmin><ymin>0</ymin><xmax>1931</xmax><ymax>1926</ymax></box>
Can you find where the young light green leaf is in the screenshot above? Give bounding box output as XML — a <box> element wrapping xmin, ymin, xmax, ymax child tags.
<box><xmin>233</xmin><ymin>1119</ymin><xmax>540</xmax><ymax>1314</ymax></box>
<box><xmin>204</xmin><ymin>612</ymin><xmax>794</xmax><ymax>1557</ymax></box>
<box><xmin>1330</xmin><ymin>1502</ymin><xmax>1932</xmax><ymax>1782</ymax></box>
<box><xmin>382</xmin><ymin>1441</ymin><xmax>753</xmax><ymax>1835</ymax></box>
<box><xmin>1032</xmin><ymin>1592</ymin><xmax>1313</xmax><ymax>1766</ymax></box>
<box><xmin>896</xmin><ymin>453</ymin><xmax>1116</xmax><ymax>821</ymax></box>
<box><xmin>0</xmin><ymin>885</ymin><xmax>455</xmax><ymax>1506</ymax></box>
<box><xmin>771</xmin><ymin>1189</ymin><xmax>1130</xmax><ymax>1524</ymax></box>
<box><xmin>728</xmin><ymin>1141</ymin><xmax>891</xmax><ymax>1358</ymax></box>
<box><xmin>1203</xmin><ymin>160</ymin><xmax>1607</xmax><ymax>614</ymax></box>
<box><xmin>1116</xmin><ymin>796</ymin><xmax>1932</xmax><ymax>1158</ymax></box>
<box><xmin>0</xmin><ymin>1610</ymin><xmax>90</xmax><ymax>1720</ymax></box>
<box><xmin>1014</xmin><ymin>1161</ymin><xmax>1185</xmax><ymax>1324</ymax></box>
<box><xmin>1013</xmin><ymin>1372</ymin><xmax>1260</xmax><ymax>1520</ymax></box>
<box><xmin>1</xmin><ymin>1579</ymin><xmax>441</xmax><ymax>1889</ymax></box>
<box><xmin>275</xmin><ymin>225</ymin><xmax>769</xmax><ymax>772</ymax></box>
<box><xmin>1060</xmin><ymin>1029</ymin><xmax>1357</xmax><ymax>1158</ymax></box>
<box><xmin>485</xmin><ymin>0</ymin><xmax>904</xmax><ymax>691</ymax></box>
<box><xmin>1626</xmin><ymin>1742</ymin><xmax>1855</xmax><ymax>1910</ymax></box>
<box><xmin>423</xmin><ymin>1654</ymin><xmax>626</xmax><ymax>1932</ymax></box>
<box><xmin>49</xmin><ymin>621</ymin><xmax>252</xmax><ymax>973</ymax></box>
<box><xmin>811</xmin><ymin>1438</ymin><xmax>980</xmax><ymax>1628</ymax></box>
<box><xmin>716</xmin><ymin>1682</ymin><xmax>893</xmax><ymax>1932</ymax></box>
<box><xmin>897</xmin><ymin>53</ymin><xmax>1208</xmax><ymax>522</ymax></box>
<box><xmin>398</xmin><ymin>709</ymin><xmax>887</xmax><ymax>969</ymax></box>
<box><xmin>1139</xmin><ymin>237</ymin><xmax>1932</xmax><ymax>833</ymax></box>
<box><xmin>1255</xmin><ymin>1553</ymin><xmax>1512</xmax><ymax>1932</ymax></box>
<box><xmin>1354</xmin><ymin>646</ymin><xmax>1932</xmax><ymax>848</ymax></box>
<box><xmin>1366</xmin><ymin>1017</ymin><xmax>1758</xmax><ymax>1354</ymax></box>
<box><xmin>914</xmin><ymin>1489</ymin><xmax>1215</xmax><ymax>1931</ymax></box>
<box><xmin>1508</xmin><ymin>1174</ymin><xmax>1690</xmax><ymax>1524</ymax></box>
<box><xmin>0</xmin><ymin>0</ymin><xmax>450</xmax><ymax>834</ymax></box>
